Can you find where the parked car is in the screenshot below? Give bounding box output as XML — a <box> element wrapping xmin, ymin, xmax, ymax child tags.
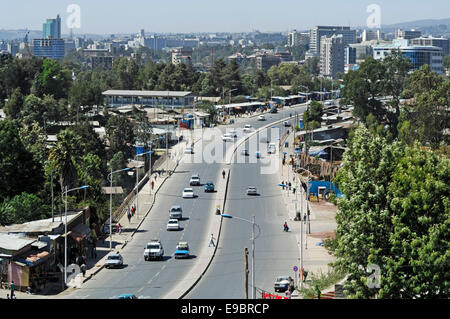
<box><xmin>204</xmin><ymin>182</ymin><xmax>215</xmax><ymax>192</ymax></box>
<box><xmin>105</xmin><ymin>252</ymin><xmax>123</xmax><ymax>269</ymax></box>
<box><xmin>189</xmin><ymin>174</ymin><xmax>201</xmax><ymax>186</ymax></box>
<box><xmin>182</xmin><ymin>188</ymin><xmax>195</xmax><ymax>198</ymax></box>
<box><xmin>167</xmin><ymin>219</ymin><xmax>180</xmax><ymax>231</ymax></box>
<box><xmin>174</xmin><ymin>242</ymin><xmax>190</xmax><ymax>259</ymax></box>
<box><xmin>274</xmin><ymin>276</ymin><xmax>294</xmax><ymax>292</ymax></box>
<box><xmin>144</xmin><ymin>240</ymin><xmax>164</xmax><ymax>261</ymax></box>
<box><xmin>169</xmin><ymin>205</ymin><xmax>183</xmax><ymax>219</ymax></box>
<box><xmin>247</xmin><ymin>186</ymin><xmax>258</xmax><ymax>196</ymax></box>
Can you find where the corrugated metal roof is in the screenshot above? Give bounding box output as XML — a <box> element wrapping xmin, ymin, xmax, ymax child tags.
<box><xmin>103</xmin><ymin>90</ymin><xmax>192</xmax><ymax>97</ymax></box>
<box><xmin>0</xmin><ymin>234</ymin><xmax>36</xmax><ymax>251</ymax></box>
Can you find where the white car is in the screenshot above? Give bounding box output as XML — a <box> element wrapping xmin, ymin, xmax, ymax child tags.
<box><xmin>182</xmin><ymin>188</ymin><xmax>195</xmax><ymax>198</ymax></box>
<box><xmin>144</xmin><ymin>240</ymin><xmax>164</xmax><ymax>261</ymax></box>
<box><xmin>189</xmin><ymin>174</ymin><xmax>201</xmax><ymax>186</ymax></box>
<box><xmin>167</xmin><ymin>219</ymin><xmax>180</xmax><ymax>231</ymax></box>
<box><xmin>247</xmin><ymin>186</ymin><xmax>258</xmax><ymax>196</ymax></box>
<box><xmin>243</xmin><ymin>124</ymin><xmax>253</xmax><ymax>133</ymax></box>
<box><xmin>184</xmin><ymin>147</ymin><xmax>194</xmax><ymax>154</ymax></box>
<box><xmin>258</xmin><ymin>115</ymin><xmax>266</xmax><ymax>121</ymax></box>
<box><xmin>268</xmin><ymin>143</ymin><xmax>276</xmax><ymax>154</ymax></box>
<box><xmin>228</xmin><ymin>129</ymin><xmax>238</xmax><ymax>137</ymax></box>
<box><xmin>169</xmin><ymin>205</ymin><xmax>183</xmax><ymax>219</ymax></box>
<box><xmin>105</xmin><ymin>253</ymin><xmax>123</xmax><ymax>269</ymax></box>
<box><xmin>222</xmin><ymin>134</ymin><xmax>234</xmax><ymax>142</ymax></box>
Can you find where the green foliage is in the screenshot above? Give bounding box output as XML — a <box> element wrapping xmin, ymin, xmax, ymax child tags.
<box><xmin>342</xmin><ymin>53</ymin><xmax>411</xmax><ymax>138</ymax></box>
<box><xmin>380</xmin><ymin>143</ymin><xmax>450</xmax><ymax>298</ymax></box>
<box><xmin>334</xmin><ymin>125</ymin><xmax>449</xmax><ymax>298</ymax></box>
<box><xmin>333</xmin><ymin>125</ymin><xmax>404</xmax><ymax>298</ymax></box>
<box><xmin>106</xmin><ymin>115</ymin><xmax>135</xmax><ymax>159</ymax></box>
<box><xmin>303</xmin><ymin>101</ymin><xmax>323</xmax><ymax>128</ymax></box>
<box><xmin>0</xmin><ymin>192</ymin><xmax>46</xmax><ymax>225</ymax></box>
<box><xmin>33</xmin><ymin>59</ymin><xmax>72</xmax><ymax>99</ymax></box>
<box><xmin>4</xmin><ymin>88</ymin><xmax>24</xmax><ymax>119</ymax></box>
<box><xmin>18</xmin><ymin>121</ymin><xmax>48</xmax><ymax>166</ymax></box>
<box><xmin>298</xmin><ymin>269</ymin><xmax>346</xmax><ymax>299</ymax></box>
<box><xmin>0</xmin><ymin>119</ymin><xmax>44</xmax><ymax>200</ymax></box>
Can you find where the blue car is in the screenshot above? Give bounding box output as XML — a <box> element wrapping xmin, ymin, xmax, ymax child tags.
<box><xmin>174</xmin><ymin>242</ymin><xmax>190</xmax><ymax>259</ymax></box>
<box><xmin>204</xmin><ymin>182</ymin><xmax>215</xmax><ymax>192</ymax></box>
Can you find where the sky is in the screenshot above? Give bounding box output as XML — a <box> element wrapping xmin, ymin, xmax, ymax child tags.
<box><xmin>1</xmin><ymin>0</ymin><xmax>450</xmax><ymax>34</ymax></box>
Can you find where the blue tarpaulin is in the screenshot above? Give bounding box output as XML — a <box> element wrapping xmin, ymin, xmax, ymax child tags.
<box><xmin>308</xmin><ymin>181</ymin><xmax>342</xmax><ymax>197</ymax></box>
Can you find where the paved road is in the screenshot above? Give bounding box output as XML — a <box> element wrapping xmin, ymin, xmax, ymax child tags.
<box><xmin>61</xmin><ymin>105</ymin><xmax>306</xmax><ymax>299</ymax></box>
<box><xmin>186</xmin><ymin>108</ymin><xmax>307</xmax><ymax>299</ymax></box>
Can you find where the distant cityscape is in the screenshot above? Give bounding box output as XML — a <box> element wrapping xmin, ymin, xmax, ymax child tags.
<box><xmin>0</xmin><ymin>14</ymin><xmax>449</xmax><ymax>79</ymax></box>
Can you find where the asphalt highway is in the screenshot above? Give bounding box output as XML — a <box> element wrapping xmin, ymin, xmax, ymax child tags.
<box><xmin>62</xmin><ymin>105</ymin><xmax>306</xmax><ymax>299</ymax></box>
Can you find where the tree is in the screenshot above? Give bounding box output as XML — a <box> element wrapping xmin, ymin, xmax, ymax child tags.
<box><xmin>18</xmin><ymin>121</ymin><xmax>48</xmax><ymax>166</ymax></box>
<box><xmin>341</xmin><ymin>53</ymin><xmax>411</xmax><ymax>138</ymax></box>
<box><xmin>380</xmin><ymin>143</ymin><xmax>450</xmax><ymax>298</ymax></box>
<box><xmin>48</xmin><ymin>129</ymin><xmax>82</xmax><ymax>191</ymax></box>
<box><xmin>32</xmin><ymin>59</ymin><xmax>72</xmax><ymax>99</ymax></box>
<box><xmin>105</xmin><ymin>115</ymin><xmax>135</xmax><ymax>159</ymax></box>
<box><xmin>0</xmin><ymin>192</ymin><xmax>45</xmax><ymax>225</ymax></box>
<box><xmin>0</xmin><ymin>119</ymin><xmax>43</xmax><ymax>200</ymax></box>
<box><xmin>4</xmin><ymin>88</ymin><xmax>24</xmax><ymax>119</ymax></box>
<box><xmin>303</xmin><ymin>101</ymin><xmax>324</xmax><ymax>129</ymax></box>
<box><xmin>111</xmin><ymin>57</ymin><xmax>140</xmax><ymax>90</ymax></box>
<box><xmin>333</xmin><ymin>125</ymin><xmax>404</xmax><ymax>298</ymax></box>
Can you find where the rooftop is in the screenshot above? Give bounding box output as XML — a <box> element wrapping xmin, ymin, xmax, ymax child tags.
<box><xmin>103</xmin><ymin>90</ymin><xmax>193</xmax><ymax>98</ymax></box>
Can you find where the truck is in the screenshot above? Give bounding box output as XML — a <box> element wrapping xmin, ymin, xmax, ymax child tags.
<box><xmin>144</xmin><ymin>240</ymin><xmax>164</xmax><ymax>261</ymax></box>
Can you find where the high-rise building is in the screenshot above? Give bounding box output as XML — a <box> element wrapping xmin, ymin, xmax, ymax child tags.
<box><xmin>410</xmin><ymin>36</ymin><xmax>449</xmax><ymax>55</ymax></box>
<box><xmin>361</xmin><ymin>29</ymin><xmax>384</xmax><ymax>42</ymax></box>
<box><xmin>345</xmin><ymin>46</ymin><xmax>357</xmax><ymax>64</ymax></box>
<box><xmin>320</xmin><ymin>34</ymin><xmax>345</xmax><ymax>79</ymax></box>
<box><xmin>374</xmin><ymin>39</ymin><xmax>443</xmax><ymax>74</ymax></box>
<box><xmin>33</xmin><ymin>38</ymin><xmax>65</xmax><ymax>60</ymax></box>
<box><xmin>43</xmin><ymin>15</ymin><xmax>61</xmax><ymax>39</ymax></box>
<box><xmin>395</xmin><ymin>29</ymin><xmax>422</xmax><ymax>40</ymax></box>
<box><xmin>310</xmin><ymin>26</ymin><xmax>356</xmax><ymax>55</ymax></box>
<box><xmin>288</xmin><ymin>30</ymin><xmax>310</xmax><ymax>47</ymax></box>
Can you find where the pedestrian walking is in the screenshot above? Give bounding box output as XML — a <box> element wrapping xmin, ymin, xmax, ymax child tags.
<box><xmin>222</xmin><ymin>170</ymin><xmax>226</xmax><ymax>179</ymax></box>
<box><xmin>117</xmin><ymin>223</ymin><xmax>122</xmax><ymax>234</ymax></box>
<box><xmin>293</xmin><ymin>186</ymin><xmax>296</xmax><ymax>194</ymax></box>
<box><xmin>151</xmin><ymin>180</ymin><xmax>155</xmax><ymax>191</ymax></box>
<box><xmin>208</xmin><ymin>234</ymin><xmax>216</xmax><ymax>247</ymax></box>
<box><xmin>80</xmin><ymin>263</ymin><xmax>86</xmax><ymax>277</ymax></box>
<box><xmin>288</xmin><ymin>181</ymin><xmax>292</xmax><ymax>190</ymax></box>
<box><xmin>282</xmin><ymin>181</ymin><xmax>285</xmax><ymax>190</ymax></box>
<box><xmin>154</xmin><ymin>173</ymin><xmax>157</xmax><ymax>180</ymax></box>
<box><xmin>10</xmin><ymin>281</ymin><xmax>15</xmax><ymax>299</ymax></box>
<box><xmin>127</xmin><ymin>209</ymin><xmax>131</xmax><ymax>223</ymax></box>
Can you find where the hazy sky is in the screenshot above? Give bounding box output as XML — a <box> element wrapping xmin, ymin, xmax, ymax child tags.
<box><xmin>1</xmin><ymin>0</ymin><xmax>450</xmax><ymax>34</ymax></box>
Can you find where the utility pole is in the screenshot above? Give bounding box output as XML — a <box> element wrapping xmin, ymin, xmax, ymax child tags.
<box><xmin>244</xmin><ymin>247</ymin><xmax>249</xmax><ymax>299</ymax></box>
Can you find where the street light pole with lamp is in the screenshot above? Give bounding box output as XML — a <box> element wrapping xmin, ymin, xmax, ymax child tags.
<box><xmin>221</xmin><ymin>214</ymin><xmax>261</xmax><ymax>299</ymax></box>
<box><xmin>134</xmin><ymin>150</ymin><xmax>153</xmax><ymax>219</ymax></box>
<box><xmin>64</xmin><ymin>185</ymin><xmax>89</xmax><ymax>285</ymax></box>
<box><xmin>107</xmin><ymin>167</ymin><xmax>131</xmax><ymax>251</ymax></box>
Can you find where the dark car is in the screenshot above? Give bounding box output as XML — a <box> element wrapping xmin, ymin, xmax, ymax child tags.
<box><xmin>204</xmin><ymin>182</ymin><xmax>215</xmax><ymax>192</ymax></box>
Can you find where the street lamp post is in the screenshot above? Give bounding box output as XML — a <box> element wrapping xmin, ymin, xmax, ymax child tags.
<box><xmin>64</xmin><ymin>185</ymin><xmax>89</xmax><ymax>285</ymax></box>
<box><xmin>134</xmin><ymin>150</ymin><xmax>152</xmax><ymax>219</ymax></box>
<box><xmin>222</xmin><ymin>214</ymin><xmax>260</xmax><ymax>299</ymax></box>
<box><xmin>107</xmin><ymin>167</ymin><xmax>131</xmax><ymax>251</ymax></box>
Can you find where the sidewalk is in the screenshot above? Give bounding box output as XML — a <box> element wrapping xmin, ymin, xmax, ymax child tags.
<box><xmin>277</xmin><ymin>130</ymin><xmax>338</xmax><ymax>299</ymax></box>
